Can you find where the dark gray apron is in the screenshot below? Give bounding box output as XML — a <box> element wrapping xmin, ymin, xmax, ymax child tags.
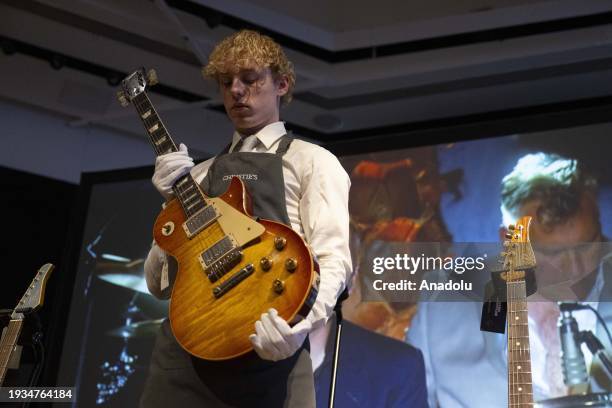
<box><xmin>140</xmin><ymin>135</ymin><xmax>315</xmax><ymax>408</ymax></box>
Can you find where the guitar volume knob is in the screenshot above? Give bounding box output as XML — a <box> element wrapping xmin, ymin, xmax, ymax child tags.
<box><xmin>273</xmin><ymin>279</ymin><xmax>284</xmax><ymax>294</ymax></box>
<box><xmin>285</xmin><ymin>258</ymin><xmax>298</xmax><ymax>272</ymax></box>
<box><xmin>260</xmin><ymin>257</ymin><xmax>273</xmax><ymax>271</ymax></box>
<box><xmin>274</xmin><ymin>236</ymin><xmax>287</xmax><ymax>250</ymax></box>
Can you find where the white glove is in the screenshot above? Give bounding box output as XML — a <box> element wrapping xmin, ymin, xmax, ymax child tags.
<box><xmin>143</xmin><ymin>243</ymin><xmax>170</xmax><ymax>299</ymax></box>
<box><xmin>249</xmin><ymin>308</ymin><xmax>312</xmax><ymax>361</ymax></box>
<box><xmin>152</xmin><ymin>143</ymin><xmax>194</xmax><ymax>200</ymax></box>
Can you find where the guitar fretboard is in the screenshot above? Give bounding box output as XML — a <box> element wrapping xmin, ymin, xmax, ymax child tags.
<box><xmin>507</xmin><ymin>278</ymin><xmax>533</xmax><ymax>407</ymax></box>
<box><xmin>131</xmin><ymin>92</ymin><xmax>207</xmax><ymax>217</ymax></box>
<box><xmin>0</xmin><ymin>319</ymin><xmax>23</xmax><ymax>385</ymax></box>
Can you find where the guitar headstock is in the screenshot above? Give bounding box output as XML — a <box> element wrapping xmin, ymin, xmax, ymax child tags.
<box><xmin>12</xmin><ymin>263</ymin><xmax>55</xmax><ymax>319</ymax></box>
<box><xmin>505</xmin><ymin>216</ymin><xmax>532</xmax><ymax>245</ymax></box>
<box><xmin>116</xmin><ymin>68</ymin><xmax>158</xmax><ymax>107</ymax></box>
<box><xmin>500</xmin><ymin>216</ymin><xmax>536</xmax><ymax>281</ymax></box>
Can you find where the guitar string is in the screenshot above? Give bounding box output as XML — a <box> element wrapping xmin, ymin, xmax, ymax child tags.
<box><xmin>510</xmin><ymin>279</ymin><xmax>516</xmax><ymax>406</ymax></box>
<box><xmin>510</xmin><ymin>279</ymin><xmax>520</xmax><ymax>404</ymax></box>
<box><xmin>522</xmin><ymin>281</ymin><xmax>532</xmax><ymax>405</ymax></box>
<box><xmin>513</xmin><ymin>281</ymin><xmax>525</xmax><ymax>406</ymax></box>
<box><xmin>134</xmin><ymin>93</ymin><xmax>212</xmax><ymax>261</ymax></box>
<box><xmin>140</xmin><ymin>92</ymin><xmax>247</xmax><ymax>263</ymax></box>
<box><xmin>509</xmin><ymin>278</ymin><xmax>533</xmax><ymax>406</ymax></box>
<box><xmin>510</xmin><ymin>282</ymin><xmax>520</xmax><ymax>405</ymax></box>
<box><xmin>132</xmin><ymin>93</ymin><xmax>223</xmax><ymax>286</ymax></box>
<box><xmin>521</xmin><ymin>237</ymin><xmax>533</xmax><ymax>405</ymax></box>
<box><xmin>144</xmin><ymin>93</ymin><xmax>205</xmax><ymax>219</ymax></box>
<box><xmin>0</xmin><ymin>320</ymin><xmax>21</xmax><ymax>375</ymax></box>
<box><xmin>138</xmin><ymin>92</ymin><xmax>219</xmax><ymax>248</ymax></box>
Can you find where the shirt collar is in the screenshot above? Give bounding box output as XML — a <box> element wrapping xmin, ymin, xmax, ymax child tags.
<box><xmin>231</xmin><ymin>121</ymin><xmax>287</xmax><ymax>151</ymax></box>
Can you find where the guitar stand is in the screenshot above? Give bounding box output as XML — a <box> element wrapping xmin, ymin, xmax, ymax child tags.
<box><xmin>328</xmin><ymin>288</ymin><xmax>349</xmax><ymax>408</ymax></box>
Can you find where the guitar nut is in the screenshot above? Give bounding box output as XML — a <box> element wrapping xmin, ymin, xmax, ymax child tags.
<box><xmin>285</xmin><ymin>258</ymin><xmax>298</xmax><ymax>272</ymax></box>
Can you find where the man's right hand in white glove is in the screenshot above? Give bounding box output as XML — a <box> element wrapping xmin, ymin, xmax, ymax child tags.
<box><xmin>152</xmin><ymin>143</ymin><xmax>194</xmax><ymax>200</ymax></box>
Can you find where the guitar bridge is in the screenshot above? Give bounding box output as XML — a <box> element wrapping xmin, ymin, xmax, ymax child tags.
<box><xmin>206</xmin><ymin>249</ymin><xmax>243</xmax><ymax>282</ymax></box>
<box><xmin>212</xmin><ymin>264</ymin><xmax>254</xmax><ymax>298</ymax></box>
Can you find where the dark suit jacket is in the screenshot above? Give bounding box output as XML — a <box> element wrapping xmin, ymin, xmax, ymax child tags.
<box><xmin>314</xmin><ymin>320</ymin><xmax>428</xmax><ymax>408</ymax></box>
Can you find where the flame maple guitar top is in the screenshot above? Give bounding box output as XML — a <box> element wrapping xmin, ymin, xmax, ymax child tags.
<box><xmin>153</xmin><ymin>177</ymin><xmax>317</xmax><ymax>361</ymax></box>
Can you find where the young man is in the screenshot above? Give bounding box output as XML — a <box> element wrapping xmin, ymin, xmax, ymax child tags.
<box><xmin>407</xmin><ymin>152</ymin><xmax>612</xmax><ymax>407</ymax></box>
<box><xmin>140</xmin><ymin>30</ymin><xmax>352</xmax><ymax>407</ymax></box>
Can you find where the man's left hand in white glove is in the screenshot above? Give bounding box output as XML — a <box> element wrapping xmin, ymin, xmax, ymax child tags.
<box><xmin>249</xmin><ymin>308</ymin><xmax>312</xmax><ymax>362</ymax></box>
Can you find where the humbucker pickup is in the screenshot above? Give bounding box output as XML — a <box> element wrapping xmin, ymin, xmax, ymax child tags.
<box><xmin>201</xmin><ymin>236</ymin><xmax>235</xmax><ymax>267</ymax></box>
<box><xmin>182</xmin><ymin>204</ymin><xmax>219</xmax><ymax>238</ymax></box>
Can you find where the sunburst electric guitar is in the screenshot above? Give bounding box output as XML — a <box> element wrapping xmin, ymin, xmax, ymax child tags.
<box><xmin>0</xmin><ymin>264</ymin><xmax>54</xmax><ymax>385</ymax></box>
<box><xmin>499</xmin><ymin>217</ymin><xmax>537</xmax><ymax>408</ymax></box>
<box><xmin>117</xmin><ymin>68</ymin><xmax>319</xmax><ymax>361</ymax></box>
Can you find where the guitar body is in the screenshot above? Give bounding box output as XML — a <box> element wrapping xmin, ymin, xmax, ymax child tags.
<box><xmin>154</xmin><ymin>177</ymin><xmax>318</xmax><ymax>361</ymax></box>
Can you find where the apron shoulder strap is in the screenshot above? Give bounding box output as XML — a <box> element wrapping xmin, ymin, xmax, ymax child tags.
<box><xmin>275</xmin><ymin>134</ymin><xmax>294</xmax><ymax>156</ymax></box>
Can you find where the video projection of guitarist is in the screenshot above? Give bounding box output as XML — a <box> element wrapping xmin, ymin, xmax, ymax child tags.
<box><xmin>408</xmin><ymin>151</ymin><xmax>612</xmax><ymax>407</ymax></box>
<box><xmin>138</xmin><ymin>30</ymin><xmax>352</xmax><ymax>407</ymax></box>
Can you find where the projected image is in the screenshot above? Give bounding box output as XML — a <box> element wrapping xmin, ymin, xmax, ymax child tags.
<box><xmin>56</xmin><ymin>176</ymin><xmax>169</xmax><ymax>407</ymax></box>
<box><xmin>339</xmin><ymin>145</ymin><xmax>462</xmax><ymax>339</ymax></box>
<box><xmin>56</xmin><ymin>123</ymin><xmax>612</xmax><ymax>407</ymax></box>
<box><xmin>340</xmin><ymin>126</ymin><xmax>612</xmax><ymax>406</ymax></box>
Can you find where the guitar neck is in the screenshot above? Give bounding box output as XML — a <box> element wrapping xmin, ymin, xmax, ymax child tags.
<box><xmin>507</xmin><ymin>278</ymin><xmax>533</xmax><ymax>407</ymax></box>
<box><xmin>131</xmin><ymin>92</ymin><xmax>208</xmax><ymax>217</ymax></box>
<box><xmin>0</xmin><ymin>319</ymin><xmax>24</xmax><ymax>385</ymax></box>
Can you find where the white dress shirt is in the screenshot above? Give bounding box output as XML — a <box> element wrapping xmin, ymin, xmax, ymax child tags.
<box><xmin>146</xmin><ymin>121</ymin><xmax>353</xmax><ymax>331</ymax></box>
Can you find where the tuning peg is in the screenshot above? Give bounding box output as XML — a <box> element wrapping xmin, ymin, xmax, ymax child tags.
<box><xmin>116</xmin><ymin>90</ymin><xmax>129</xmax><ymax>107</ymax></box>
<box><xmin>147</xmin><ymin>69</ymin><xmax>158</xmax><ymax>86</ymax></box>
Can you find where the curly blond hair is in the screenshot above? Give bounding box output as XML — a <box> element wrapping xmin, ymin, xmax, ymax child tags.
<box><xmin>203</xmin><ymin>30</ymin><xmax>295</xmax><ymax>104</ymax></box>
